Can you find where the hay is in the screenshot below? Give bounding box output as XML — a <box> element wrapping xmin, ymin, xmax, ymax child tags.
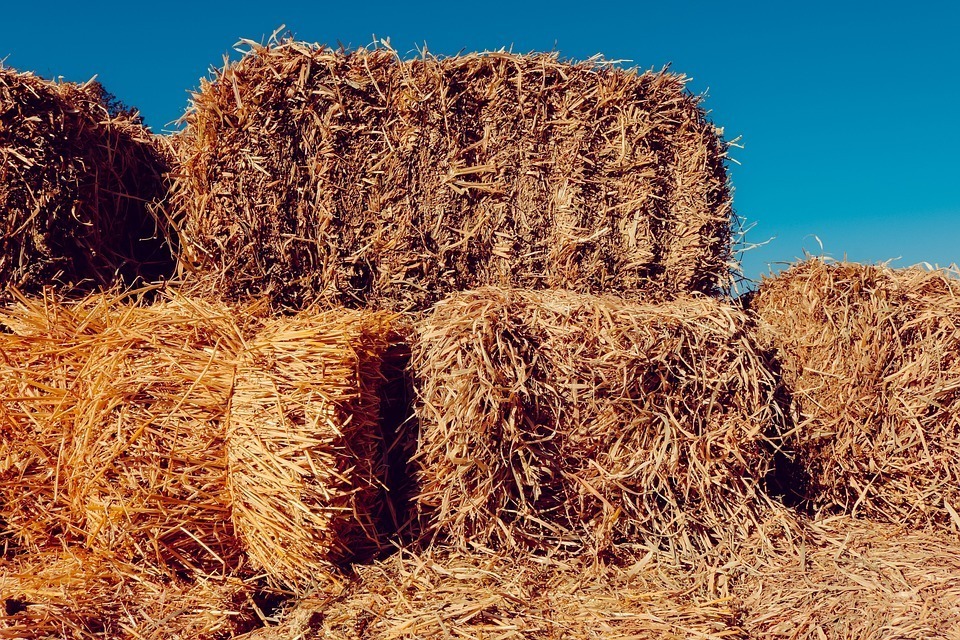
<box><xmin>0</xmin><ymin>547</ymin><xmax>258</xmax><ymax>639</ymax></box>
<box><xmin>244</xmin><ymin>547</ymin><xmax>744</xmax><ymax>640</ymax></box>
<box><xmin>733</xmin><ymin>514</ymin><xmax>960</xmax><ymax>639</ymax></box>
<box><xmin>411</xmin><ymin>287</ymin><xmax>783</xmax><ymax>558</ymax></box>
<box><xmin>0</xmin><ymin>67</ymin><xmax>174</xmax><ymax>294</ymax></box>
<box><xmin>171</xmin><ymin>39</ymin><xmax>734</xmax><ymax>311</ymax></box>
<box><xmin>0</xmin><ymin>293</ymin><xmax>400</xmax><ymax>591</ymax></box>
<box><xmin>751</xmin><ymin>259</ymin><xmax>960</xmax><ymax>528</ymax></box>
<box><xmin>227</xmin><ymin>310</ymin><xmax>401</xmax><ymax>595</ymax></box>
<box><xmin>0</xmin><ymin>293</ymin><xmax>250</xmax><ymax>572</ymax></box>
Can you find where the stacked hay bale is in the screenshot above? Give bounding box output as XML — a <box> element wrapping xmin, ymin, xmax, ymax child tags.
<box><xmin>0</xmin><ymin>67</ymin><xmax>174</xmax><ymax>293</ymax></box>
<box><xmin>171</xmin><ymin>41</ymin><xmax>734</xmax><ymax>311</ymax></box>
<box><xmin>0</xmin><ymin>292</ymin><xmax>403</xmax><ymax>635</ymax></box>
<box><xmin>751</xmin><ymin>259</ymin><xmax>960</xmax><ymax>529</ymax></box>
<box><xmin>412</xmin><ymin>287</ymin><xmax>784</xmax><ymax>558</ymax></box>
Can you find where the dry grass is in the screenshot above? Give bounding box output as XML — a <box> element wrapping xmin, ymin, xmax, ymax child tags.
<box><xmin>0</xmin><ymin>66</ymin><xmax>174</xmax><ymax>294</ymax></box>
<box><xmin>242</xmin><ymin>546</ymin><xmax>744</xmax><ymax>640</ymax></box>
<box><xmin>751</xmin><ymin>259</ymin><xmax>960</xmax><ymax>529</ymax></box>
<box><xmin>227</xmin><ymin>310</ymin><xmax>401</xmax><ymax>594</ymax></box>
<box><xmin>171</xmin><ymin>39</ymin><xmax>734</xmax><ymax>311</ymax></box>
<box><xmin>411</xmin><ymin>287</ymin><xmax>784</xmax><ymax>558</ymax></box>
<box><xmin>733</xmin><ymin>513</ymin><xmax>960</xmax><ymax>639</ymax></box>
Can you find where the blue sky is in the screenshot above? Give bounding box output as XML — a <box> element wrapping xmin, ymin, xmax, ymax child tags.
<box><xmin>2</xmin><ymin>1</ymin><xmax>957</xmax><ymax>284</ymax></box>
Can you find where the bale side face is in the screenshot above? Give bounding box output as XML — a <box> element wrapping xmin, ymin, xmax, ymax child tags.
<box><xmin>752</xmin><ymin>260</ymin><xmax>960</xmax><ymax>528</ymax></box>
<box><xmin>0</xmin><ymin>68</ymin><xmax>174</xmax><ymax>293</ymax></box>
<box><xmin>412</xmin><ymin>287</ymin><xmax>782</xmax><ymax>557</ymax></box>
<box><xmin>172</xmin><ymin>42</ymin><xmax>734</xmax><ymax>311</ymax></box>
<box><xmin>227</xmin><ymin>309</ymin><xmax>400</xmax><ymax>594</ymax></box>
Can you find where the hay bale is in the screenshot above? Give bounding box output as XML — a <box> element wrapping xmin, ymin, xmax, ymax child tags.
<box><xmin>751</xmin><ymin>259</ymin><xmax>960</xmax><ymax>528</ymax></box>
<box><xmin>412</xmin><ymin>287</ymin><xmax>783</xmax><ymax>557</ymax></box>
<box><xmin>0</xmin><ymin>548</ymin><xmax>258</xmax><ymax>639</ymax></box>
<box><xmin>226</xmin><ymin>310</ymin><xmax>400</xmax><ymax>594</ymax></box>
<box><xmin>0</xmin><ymin>294</ymin><xmax>250</xmax><ymax>572</ymax></box>
<box><xmin>172</xmin><ymin>40</ymin><xmax>734</xmax><ymax>311</ymax></box>
<box><xmin>733</xmin><ymin>514</ymin><xmax>960</xmax><ymax>639</ymax></box>
<box><xmin>244</xmin><ymin>547</ymin><xmax>743</xmax><ymax>640</ymax></box>
<box><xmin>0</xmin><ymin>67</ymin><xmax>174</xmax><ymax>293</ymax></box>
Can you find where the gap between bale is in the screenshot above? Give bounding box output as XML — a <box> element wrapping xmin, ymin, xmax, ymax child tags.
<box><xmin>411</xmin><ymin>287</ymin><xmax>786</xmax><ymax>559</ymax></box>
<box><xmin>171</xmin><ymin>39</ymin><xmax>735</xmax><ymax>311</ymax></box>
<box><xmin>0</xmin><ymin>66</ymin><xmax>175</xmax><ymax>294</ymax></box>
<box><xmin>751</xmin><ymin>259</ymin><xmax>960</xmax><ymax>530</ymax></box>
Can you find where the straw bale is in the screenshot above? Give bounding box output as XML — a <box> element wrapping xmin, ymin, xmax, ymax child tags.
<box><xmin>733</xmin><ymin>514</ymin><xmax>960</xmax><ymax>639</ymax></box>
<box><xmin>227</xmin><ymin>310</ymin><xmax>401</xmax><ymax>594</ymax></box>
<box><xmin>0</xmin><ymin>548</ymin><xmax>258</xmax><ymax>639</ymax></box>
<box><xmin>412</xmin><ymin>287</ymin><xmax>783</xmax><ymax>557</ymax></box>
<box><xmin>0</xmin><ymin>67</ymin><xmax>174</xmax><ymax>294</ymax></box>
<box><xmin>0</xmin><ymin>293</ymin><xmax>249</xmax><ymax>572</ymax></box>
<box><xmin>751</xmin><ymin>259</ymin><xmax>960</xmax><ymax>528</ymax></box>
<box><xmin>171</xmin><ymin>40</ymin><xmax>734</xmax><ymax>311</ymax></box>
<box><xmin>245</xmin><ymin>547</ymin><xmax>744</xmax><ymax>640</ymax></box>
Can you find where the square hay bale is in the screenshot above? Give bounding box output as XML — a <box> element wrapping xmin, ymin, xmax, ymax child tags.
<box><xmin>243</xmin><ymin>547</ymin><xmax>744</xmax><ymax>640</ymax></box>
<box><xmin>171</xmin><ymin>40</ymin><xmax>734</xmax><ymax>311</ymax></box>
<box><xmin>227</xmin><ymin>310</ymin><xmax>401</xmax><ymax>595</ymax></box>
<box><xmin>751</xmin><ymin>259</ymin><xmax>960</xmax><ymax>529</ymax></box>
<box><xmin>411</xmin><ymin>287</ymin><xmax>784</xmax><ymax>558</ymax></box>
<box><xmin>0</xmin><ymin>66</ymin><xmax>174</xmax><ymax>293</ymax></box>
<box><xmin>0</xmin><ymin>293</ymin><xmax>401</xmax><ymax>594</ymax></box>
<box><xmin>732</xmin><ymin>514</ymin><xmax>960</xmax><ymax>639</ymax></box>
<box><xmin>0</xmin><ymin>548</ymin><xmax>258</xmax><ymax>639</ymax></box>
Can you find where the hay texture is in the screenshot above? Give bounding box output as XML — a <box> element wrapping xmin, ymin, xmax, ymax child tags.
<box><xmin>0</xmin><ymin>67</ymin><xmax>173</xmax><ymax>293</ymax></box>
<box><xmin>246</xmin><ymin>548</ymin><xmax>743</xmax><ymax>640</ymax></box>
<box><xmin>733</xmin><ymin>515</ymin><xmax>960</xmax><ymax>639</ymax></box>
<box><xmin>0</xmin><ymin>548</ymin><xmax>257</xmax><ymax>639</ymax></box>
<box><xmin>751</xmin><ymin>259</ymin><xmax>960</xmax><ymax>528</ymax></box>
<box><xmin>412</xmin><ymin>287</ymin><xmax>782</xmax><ymax>557</ymax></box>
<box><xmin>0</xmin><ymin>294</ymin><xmax>399</xmax><ymax>591</ymax></box>
<box><xmin>172</xmin><ymin>40</ymin><xmax>734</xmax><ymax>311</ymax></box>
<box><xmin>227</xmin><ymin>310</ymin><xmax>399</xmax><ymax>594</ymax></box>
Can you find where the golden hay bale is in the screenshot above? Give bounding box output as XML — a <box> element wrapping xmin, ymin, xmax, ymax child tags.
<box><xmin>0</xmin><ymin>294</ymin><xmax>250</xmax><ymax>573</ymax></box>
<box><xmin>0</xmin><ymin>67</ymin><xmax>174</xmax><ymax>293</ymax></box>
<box><xmin>412</xmin><ymin>287</ymin><xmax>783</xmax><ymax>557</ymax></box>
<box><xmin>751</xmin><ymin>259</ymin><xmax>960</xmax><ymax>528</ymax></box>
<box><xmin>226</xmin><ymin>310</ymin><xmax>400</xmax><ymax>594</ymax></box>
<box><xmin>171</xmin><ymin>40</ymin><xmax>734</xmax><ymax>311</ymax></box>
<box><xmin>733</xmin><ymin>514</ymin><xmax>960</xmax><ymax>639</ymax></box>
<box><xmin>0</xmin><ymin>548</ymin><xmax>258</xmax><ymax>639</ymax></box>
<box><xmin>245</xmin><ymin>547</ymin><xmax>743</xmax><ymax>640</ymax></box>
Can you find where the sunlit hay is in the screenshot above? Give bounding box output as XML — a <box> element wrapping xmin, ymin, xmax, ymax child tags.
<box><xmin>0</xmin><ymin>548</ymin><xmax>257</xmax><ymax>639</ymax></box>
<box><xmin>171</xmin><ymin>39</ymin><xmax>734</xmax><ymax>311</ymax></box>
<box><xmin>226</xmin><ymin>310</ymin><xmax>401</xmax><ymax>595</ymax></box>
<box><xmin>751</xmin><ymin>259</ymin><xmax>960</xmax><ymax>529</ymax></box>
<box><xmin>733</xmin><ymin>514</ymin><xmax>960</xmax><ymax>640</ymax></box>
<box><xmin>0</xmin><ymin>67</ymin><xmax>174</xmax><ymax>294</ymax></box>
<box><xmin>411</xmin><ymin>287</ymin><xmax>783</xmax><ymax>558</ymax></box>
<box><xmin>249</xmin><ymin>547</ymin><xmax>743</xmax><ymax>640</ymax></box>
<box><xmin>0</xmin><ymin>293</ymin><xmax>255</xmax><ymax>573</ymax></box>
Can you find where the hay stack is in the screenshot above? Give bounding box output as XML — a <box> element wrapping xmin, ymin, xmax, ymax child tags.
<box><xmin>172</xmin><ymin>40</ymin><xmax>734</xmax><ymax>311</ymax></box>
<box><xmin>0</xmin><ymin>67</ymin><xmax>173</xmax><ymax>293</ymax></box>
<box><xmin>245</xmin><ymin>548</ymin><xmax>743</xmax><ymax>640</ymax></box>
<box><xmin>0</xmin><ymin>294</ymin><xmax>249</xmax><ymax>572</ymax></box>
<box><xmin>0</xmin><ymin>548</ymin><xmax>257</xmax><ymax>639</ymax></box>
<box><xmin>751</xmin><ymin>259</ymin><xmax>960</xmax><ymax>528</ymax></box>
<box><xmin>227</xmin><ymin>310</ymin><xmax>400</xmax><ymax>594</ymax></box>
<box><xmin>412</xmin><ymin>287</ymin><xmax>783</xmax><ymax>557</ymax></box>
<box><xmin>733</xmin><ymin>514</ymin><xmax>960</xmax><ymax>639</ymax></box>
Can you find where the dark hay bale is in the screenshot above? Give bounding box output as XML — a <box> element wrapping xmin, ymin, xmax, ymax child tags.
<box><xmin>751</xmin><ymin>259</ymin><xmax>960</xmax><ymax>529</ymax></box>
<box><xmin>171</xmin><ymin>40</ymin><xmax>734</xmax><ymax>311</ymax></box>
<box><xmin>0</xmin><ymin>67</ymin><xmax>174</xmax><ymax>293</ymax></box>
<box><xmin>411</xmin><ymin>287</ymin><xmax>783</xmax><ymax>558</ymax></box>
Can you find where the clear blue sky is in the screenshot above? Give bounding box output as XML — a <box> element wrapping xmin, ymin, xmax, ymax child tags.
<box><xmin>2</xmin><ymin>1</ymin><xmax>957</xmax><ymax>285</ymax></box>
